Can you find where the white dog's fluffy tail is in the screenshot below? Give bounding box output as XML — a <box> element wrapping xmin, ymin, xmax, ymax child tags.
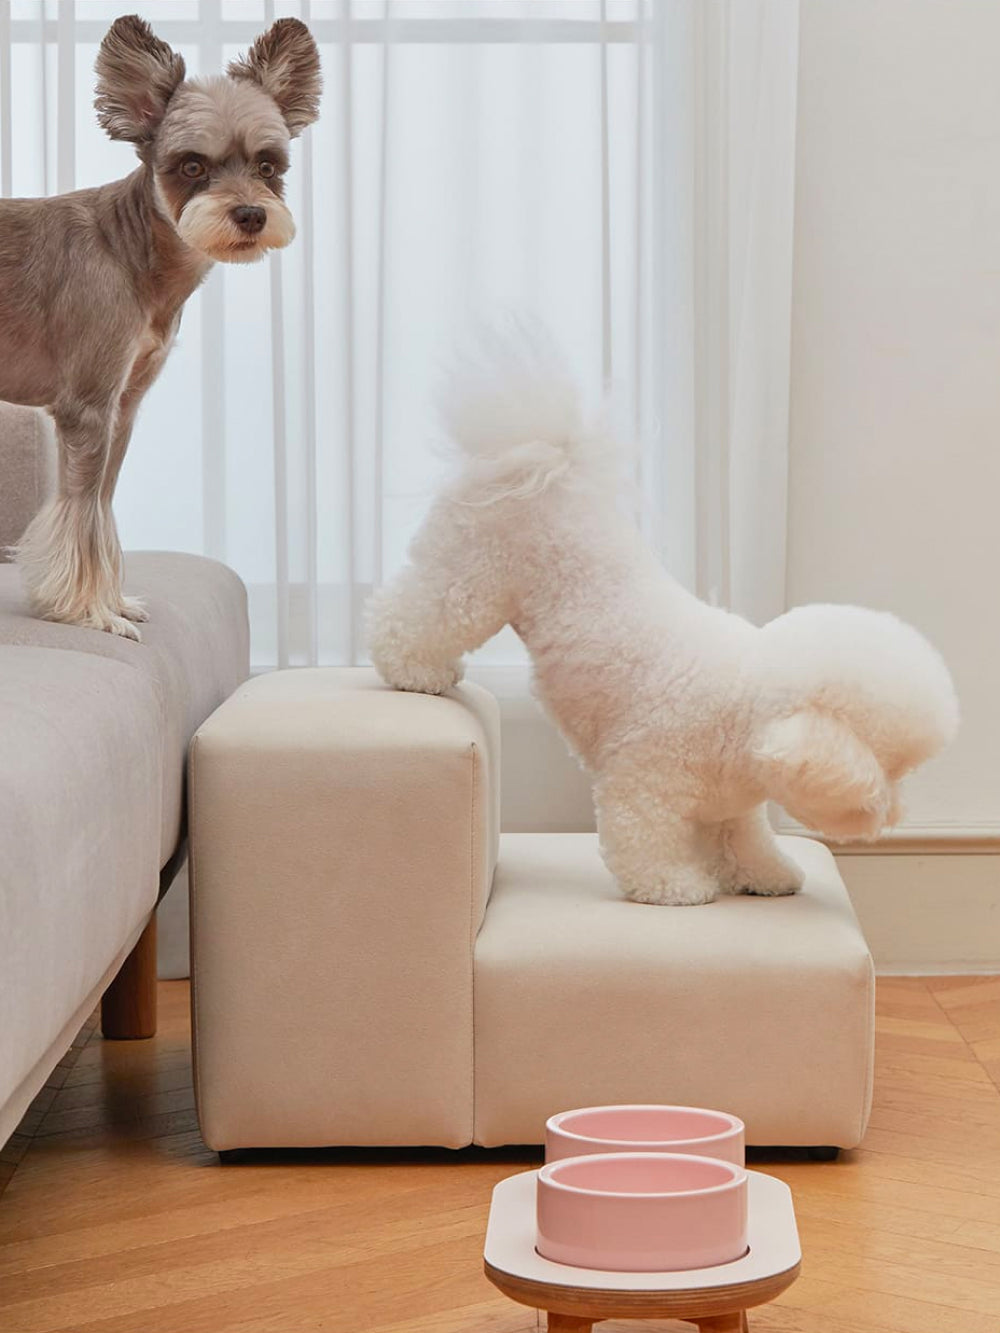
<box><xmin>439</xmin><ymin>322</ymin><xmax>618</xmax><ymax>505</ymax></box>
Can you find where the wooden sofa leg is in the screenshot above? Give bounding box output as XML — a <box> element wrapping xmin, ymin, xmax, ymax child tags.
<box><xmin>101</xmin><ymin>915</ymin><xmax>157</xmax><ymax>1040</ymax></box>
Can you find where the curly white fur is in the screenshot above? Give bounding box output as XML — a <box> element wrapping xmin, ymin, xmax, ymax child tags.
<box><xmin>367</xmin><ymin>328</ymin><xmax>959</xmax><ymax>905</ymax></box>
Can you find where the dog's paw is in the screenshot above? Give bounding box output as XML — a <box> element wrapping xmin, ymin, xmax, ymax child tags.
<box><xmin>736</xmin><ymin>880</ymin><xmax>800</xmax><ymax>898</ymax></box>
<box><xmin>732</xmin><ymin>863</ymin><xmax>804</xmax><ymax>897</ymax></box>
<box><xmin>106</xmin><ymin>614</ymin><xmax>143</xmax><ymax>641</ymax></box>
<box><xmin>44</xmin><ymin>602</ymin><xmax>143</xmax><ymax>641</ymax></box>
<box><xmin>84</xmin><ymin>606</ymin><xmax>143</xmax><ymax>640</ymax></box>
<box><xmin>119</xmin><ymin>595</ymin><xmax>150</xmax><ymax>623</ymax></box>
<box><xmin>622</xmin><ymin>870</ymin><xmax>719</xmax><ymax>907</ymax></box>
<box><xmin>383</xmin><ymin>660</ymin><xmax>463</xmax><ymax>696</ymax></box>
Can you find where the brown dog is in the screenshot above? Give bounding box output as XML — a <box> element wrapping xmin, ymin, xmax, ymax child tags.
<box><xmin>0</xmin><ymin>14</ymin><xmax>321</xmax><ymax>637</ymax></box>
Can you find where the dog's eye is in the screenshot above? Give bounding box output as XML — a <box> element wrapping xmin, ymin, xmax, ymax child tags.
<box><xmin>181</xmin><ymin>159</ymin><xmax>206</xmax><ymax>180</ymax></box>
<box><xmin>258</xmin><ymin>161</ymin><xmax>276</xmax><ymax>179</ymax></box>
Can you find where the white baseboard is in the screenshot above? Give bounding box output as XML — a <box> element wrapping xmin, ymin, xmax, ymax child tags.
<box><xmin>834</xmin><ymin>851</ymin><xmax>1000</xmax><ymax>974</ymax></box>
<box><xmin>874</xmin><ymin>963</ymin><xmax>1000</xmax><ymax>977</ymax></box>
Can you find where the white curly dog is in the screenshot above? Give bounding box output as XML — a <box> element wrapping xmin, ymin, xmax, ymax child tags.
<box><xmin>368</xmin><ymin>330</ymin><xmax>959</xmax><ymax>905</ymax></box>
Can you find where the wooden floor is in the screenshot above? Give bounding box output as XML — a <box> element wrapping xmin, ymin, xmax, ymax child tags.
<box><xmin>1</xmin><ymin>978</ymin><xmax>999</xmax><ymax>1332</ymax></box>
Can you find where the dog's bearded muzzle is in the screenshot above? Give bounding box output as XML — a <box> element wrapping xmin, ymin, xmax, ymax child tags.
<box><xmin>174</xmin><ymin>191</ymin><xmax>296</xmax><ymax>264</ymax></box>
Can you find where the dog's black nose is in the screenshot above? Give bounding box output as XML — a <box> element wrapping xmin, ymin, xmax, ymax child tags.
<box><xmin>232</xmin><ymin>205</ymin><xmax>266</xmax><ymax>235</ymax></box>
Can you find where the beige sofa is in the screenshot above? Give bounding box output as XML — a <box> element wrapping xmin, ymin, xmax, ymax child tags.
<box><xmin>0</xmin><ymin>402</ymin><xmax>249</xmax><ymax>1148</ymax></box>
<box><xmin>190</xmin><ymin>668</ymin><xmax>875</xmax><ymax>1153</ymax></box>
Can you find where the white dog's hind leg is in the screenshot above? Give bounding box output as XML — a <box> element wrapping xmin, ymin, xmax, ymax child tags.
<box><xmin>594</xmin><ymin>767</ymin><xmax>720</xmax><ymax>906</ymax></box>
<box><xmin>720</xmin><ymin>806</ymin><xmax>804</xmax><ymax>897</ymax></box>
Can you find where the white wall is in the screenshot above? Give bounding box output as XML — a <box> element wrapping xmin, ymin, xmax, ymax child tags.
<box><xmin>789</xmin><ymin>0</ymin><xmax>1000</xmax><ymax>965</ymax></box>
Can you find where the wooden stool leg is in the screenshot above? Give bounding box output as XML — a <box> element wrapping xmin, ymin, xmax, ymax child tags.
<box><xmin>547</xmin><ymin>1314</ymin><xmax>594</xmax><ymax>1333</ymax></box>
<box><xmin>101</xmin><ymin>915</ymin><xmax>157</xmax><ymax>1039</ymax></box>
<box><xmin>696</xmin><ymin>1314</ymin><xmax>747</xmax><ymax>1333</ymax></box>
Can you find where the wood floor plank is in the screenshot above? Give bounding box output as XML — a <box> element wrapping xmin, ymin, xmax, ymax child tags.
<box><xmin>798</xmin><ymin>1255</ymin><xmax>1000</xmax><ymax>1318</ymax></box>
<box><xmin>869</xmin><ymin>1084</ymin><xmax>1000</xmax><ymax>1125</ymax></box>
<box><xmin>927</xmin><ymin>977</ymin><xmax>1000</xmax><ymax>1007</ymax></box>
<box><xmin>875</xmin><ymin>1013</ymin><xmax>967</xmax><ymax>1042</ymax></box>
<box><xmin>857</xmin><ymin>1124</ymin><xmax>1000</xmax><ymax>1171</ymax></box>
<box><xmin>30</xmin><ymin>1238</ymin><xmax>532</xmax><ymax>1333</ymax></box>
<box><xmin>808</xmin><ymin>1155</ymin><xmax>1000</xmax><ymax>1218</ymax></box>
<box><xmin>950</xmin><ymin>1011</ymin><xmax>1000</xmax><ymax>1045</ymax></box>
<box><xmin>952</xmin><ymin>1217</ymin><xmax>1000</xmax><ymax>1255</ymax></box>
<box><xmin>0</xmin><ymin>1212</ymin><xmax>496</xmax><ymax>1330</ymax></box>
<box><xmin>798</xmin><ymin>1215</ymin><xmax>1000</xmax><ymax>1284</ymax></box>
<box><xmin>775</xmin><ymin>1274</ymin><xmax>1000</xmax><ymax>1333</ymax></box>
<box><xmin>875</xmin><ymin>1050</ymin><xmax>995</xmax><ymax>1084</ymax></box>
<box><xmin>865</xmin><ymin>1103</ymin><xmax>1000</xmax><ymax>1147</ymax></box>
<box><xmin>867</xmin><ymin>1065</ymin><xmax>1000</xmax><ymax>1105</ymax></box>
<box><xmin>874</xmin><ymin>1033</ymin><xmax>978</xmax><ymax>1064</ymax></box>
<box><xmin>368</xmin><ymin>1303</ymin><xmax>539</xmax><ymax>1333</ymax></box>
<box><xmin>46</xmin><ymin>1067</ymin><xmax>195</xmax><ymax>1115</ymax></box>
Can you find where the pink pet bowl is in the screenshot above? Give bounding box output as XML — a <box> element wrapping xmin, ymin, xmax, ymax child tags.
<box><xmin>536</xmin><ymin>1151</ymin><xmax>748</xmax><ymax>1272</ymax></box>
<box><xmin>545</xmin><ymin>1104</ymin><xmax>745</xmax><ymax>1167</ymax></box>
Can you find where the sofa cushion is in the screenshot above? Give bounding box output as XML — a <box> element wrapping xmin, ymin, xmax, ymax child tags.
<box><xmin>0</xmin><ymin>647</ymin><xmax>162</xmax><ymax>1133</ymax></box>
<box><xmin>0</xmin><ymin>552</ymin><xmax>249</xmax><ymax>864</ymax></box>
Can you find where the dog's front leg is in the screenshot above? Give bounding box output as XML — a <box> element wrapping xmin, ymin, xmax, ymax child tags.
<box><xmin>17</xmin><ymin>395</ymin><xmax>138</xmax><ymax>639</ymax></box>
<box><xmin>99</xmin><ymin>417</ymin><xmax>146</xmax><ymax>627</ymax></box>
<box><xmin>367</xmin><ymin>498</ymin><xmax>510</xmax><ymax>695</ymax></box>
<box><xmin>97</xmin><ymin>342</ymin><xmax>175</xmax><ymax>627</ymax></box>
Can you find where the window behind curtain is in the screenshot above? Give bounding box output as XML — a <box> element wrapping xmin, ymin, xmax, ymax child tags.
<box><xmin>5</xmin><ymin>2</ymin><xmax>785</xmax><ymax>671</ymax></box>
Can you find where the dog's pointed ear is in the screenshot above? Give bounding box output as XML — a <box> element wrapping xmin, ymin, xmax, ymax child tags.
<box><xmin>95</xmin><ymin>15</ymin><xmax>186</xmax><ymax>144</ymax></box>
<box><xmin>228</xmin><ymin>18</ymin><xmax>322</xmax><ymax>137</ymax></box>
<box><xmin>754</xmin><ymin>709</ymin><xmax>888</xmax><ymax>823</ymax></box>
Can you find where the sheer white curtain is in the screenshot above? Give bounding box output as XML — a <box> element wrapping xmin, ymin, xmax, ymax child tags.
<box><xmin>0</xmin><ymin>0</ymin><xmax>799</xmax><ymax>669</ymax></box>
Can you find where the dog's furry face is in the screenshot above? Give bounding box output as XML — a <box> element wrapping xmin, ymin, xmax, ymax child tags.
<box><xmin>95</xmin><ymin>15</ymin><xmax>321</xmax><ymax>265</ymax></box>
<box><xmin>151</xmin><ymin>79</ymin><xmax>295</xmax><ymax>264</ymax></box>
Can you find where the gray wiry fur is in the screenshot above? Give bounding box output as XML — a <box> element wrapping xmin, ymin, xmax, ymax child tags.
<box><xmin>0</xmin><ymin>14</ymin><xmax>321</xmax><ymax>638</ymax></box>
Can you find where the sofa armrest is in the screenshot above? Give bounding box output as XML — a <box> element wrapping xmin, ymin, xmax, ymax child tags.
<box><xmin>0</xmin><ymin>404</ymin><xmax>56</xmax><ymax>559</ymax></box>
